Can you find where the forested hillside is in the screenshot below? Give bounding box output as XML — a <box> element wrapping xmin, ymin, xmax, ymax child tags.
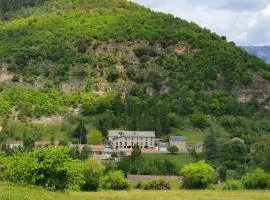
<box><xmin>0</xmin><ymin>0</ymin><xmax>269</xmax><ymax>145</ymax></box>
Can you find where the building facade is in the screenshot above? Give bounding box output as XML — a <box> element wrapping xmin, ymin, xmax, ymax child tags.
<box><xmin>108</xmin><ymin>130</ymin><xmax>155</xmax><ymax>151</ymax></box>
<box><xmin>169</xmin><ymin>136</ymin><xmax>187</xmax><ymax>152</ymax></box>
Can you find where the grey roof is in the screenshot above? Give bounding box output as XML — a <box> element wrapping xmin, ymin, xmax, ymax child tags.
<box><xmin>108</xmin><ymin>130</ymin><xmax>155</xmax><ymax>138</ymax></box>
<box><xmin>169</xmin><ymin>136</ymin><xmax>187</xmax><ymax>142</ymax></box>
<box><xmin>195</xmin><ymin>142</ymin><xmax>204</xmax><ymax>148</ymax></box>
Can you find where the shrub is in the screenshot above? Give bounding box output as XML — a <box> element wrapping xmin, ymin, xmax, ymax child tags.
<box><xmin>0</xmin><ymin>147</ymin><xmax>84</xmax><ymax>191</ymax></box>
<box><xmin>223</xmin><ymin>180</ymin><xmax>243</xmax><ymax>190</ymax></box>
<box><xmin>136</xmin><ymin>179</ymin><xmax>171</xmax><ymax>190</ymax></box>
<box><xmin>263</xmin><ymin>72</ymin><xmax>270</xmax><ymax>81</ymax></box>
<box><xmin>144</xmin><ymin>179</ymin><xmax>171</xmax><ymax>190</ymax></box>
<box><xmin>181</xmin><ymin>160</ymin><xmax>215</xmax><ymax>189</ymax></box>
<box><xmin>135</xmin><ymin>180</ymin><xmax>147</xmax><ymax>189</ymax></box>
<box><xmin>167</xmin><ymin>145</ymin><xmax>179</xmax><ymax>154</ymax></box>
<box><xmin>242</xmin><ymin>168</ymin><xmax>270</xmax><ymax>189</ymax></box>
<box><xmin>80</xmin><ymin>158</ymin><xmax>104</xmax><ymax>191</ymax></box>
<box><xmin>100</xmin><ymin>170</ymin><xmax>131</xmax><ymax>190</ymax></box>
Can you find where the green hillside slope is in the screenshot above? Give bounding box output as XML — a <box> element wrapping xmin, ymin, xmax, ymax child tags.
<box><xmin>0</xmin><ymin>0</ymin><xmax>269</xmax><ymax>143</ymax></box>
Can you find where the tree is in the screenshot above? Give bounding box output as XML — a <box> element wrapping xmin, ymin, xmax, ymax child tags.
<box><xmin>0</xmin><ymin>147</ymin><xmax>84</xmax><ymax>191</ymax></box>
<box><xmin>242</xmin><ymin>168</ymin><xmax>270</xmax><ymax>189</ymax></box>
<box><xmin>219</xmin><ymin>140</ymin><xmax>247</xmax><ymax>171</ymax></box>
<box><xmin>80</xmin><ymin>158</ymin><xmax>104</xmax><ymax>191</ymax></box>
<box><xmin>167</xmin><ymin>145</ymin><xmax>179</xmax><ymax>154</ymax></box>
<box><xmin>72</xmin><ymin>121</ymin><xmax>87</xmax><ymax>144</ymax></box>
<box><xmin>23</xmin><ymin>136</ymin><xmax>35</xmax><ymax>152</ymax></box>
<box><xmin>181</xmin><ymin>160</ymin><xmax>215</xmax><ymax>189</ymax></box>
<box><xmin>203</xmin><ymin>133</ymin><xmax>219</xmax><ymax>165</ymax></box>
<box><xmin>100</xmin><ymin>170</ymin><xmax>131</xmax><ymax>190</ymax></box>
<box><xmin>190</xmin><ymin>113</ymin><xmax>209</xmax><ymax>129</ymax></box>
<box><xmin>131</xmin><ymin>145</ymin><xmax>142</xmax><ymax>161</ymax></box>
<box><xmin>80</xmin><ymin>145</ymin><xmax>92</xmax><ymax>160</ymax></box>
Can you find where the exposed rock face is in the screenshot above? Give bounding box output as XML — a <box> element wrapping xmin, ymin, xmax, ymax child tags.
<box><xmin>146</xmin><ymin>87</ymin><xmax>154</xmax><ymax>96</ymax></box>
<box><xmin>232</xmin><ymin>74</ymin><xmax>270</xmax><ymax>110</ymax></box>
<box><xmin>160</xmin><ymin>85</ymin><xmax>169</xmax><ymax>95</ymax></box>
<box><xmin>92</xmin><ymin>82</ymin><xmax>110</xmax><ymax>95</ymax></box>
<box><xmin>0</xmin><ymin>72</ymin><xmax>13</xmax><ymax>83</ymax></box>
<box><xmin>114</xmin><ymin>79</ymin><xmax>134</xmax><ymax>99</ymax></box>
<box><xmin>31</xmin><ymin>116</ymin><xmax>64</xmax><ymax>124</ymax></box>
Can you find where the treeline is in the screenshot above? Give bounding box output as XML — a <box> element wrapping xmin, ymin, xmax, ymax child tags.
<box><xmin>117</xmin><ymin>146</ymin><xmax>179</xmax><ymax>175</ymax></box>
<box><xmin>0</xmin><ymin>0</ymin><xmax>47</xmax><ymax>19</ymax></box>
<box><xmin>0</xmin><ymin>147</ymin><xmax>131</xmax><ymax>191</ymax></box>
<box><xmin>203</xmin><ymin>133</ymin><xmax>270</xmax><ymax>178</ymax></box>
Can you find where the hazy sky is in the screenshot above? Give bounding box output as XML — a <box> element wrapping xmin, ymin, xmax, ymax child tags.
<box><xmin>132</xmin><ymin>0</ymin><xmax>270</xmax><ymax>46</ymax></box>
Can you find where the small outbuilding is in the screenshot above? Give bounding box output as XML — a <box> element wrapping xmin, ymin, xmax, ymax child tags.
<box><xmin>169</xmin><ymin>136</ymin><xmax>187</xmax><ymax>152</ymax></box>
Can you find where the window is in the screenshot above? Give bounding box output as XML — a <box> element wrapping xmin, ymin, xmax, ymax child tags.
<box><xmin>116</xmin><ymin>142</ymin><xmax>118</xmax><ymax>145</ymax></box>
<box><xmin>120</xmin><ymin>142</ymin><xmax>122</xmax><ymax>145</ymax></box>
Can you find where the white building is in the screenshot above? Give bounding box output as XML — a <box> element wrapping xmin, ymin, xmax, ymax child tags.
<box><xmin>159</xmin><ymin>142</ymin><xmax>169</xmax><ymax>152</ymax></box>
<box><xmin>107</xmin><ymin>130</ymin><xmax>155</xmax><ymax>151</ymax></box>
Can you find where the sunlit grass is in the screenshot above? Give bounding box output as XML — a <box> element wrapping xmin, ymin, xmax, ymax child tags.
<box><xmin>1</xmin><ymin>182</ymin><xmax>270</xmax><ymax>200</ymax></box>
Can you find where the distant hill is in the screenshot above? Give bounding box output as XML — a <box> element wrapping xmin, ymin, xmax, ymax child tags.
<box><xmin>241</xmin><ymin>46</ymin><xmax>270</xmax><ymax>63</ymax></box>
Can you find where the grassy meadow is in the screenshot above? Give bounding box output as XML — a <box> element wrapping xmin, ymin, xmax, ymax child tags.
<box><xmin>1</xmin><ymin>182</ymin><xmax>270</xmax><ymax>200</ymax></box>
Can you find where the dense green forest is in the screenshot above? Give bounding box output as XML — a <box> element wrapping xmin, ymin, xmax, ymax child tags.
<box><xmin>0</xmin><ymin>0</ymin><xmax>269</xmax><ymax>147</ymax></box>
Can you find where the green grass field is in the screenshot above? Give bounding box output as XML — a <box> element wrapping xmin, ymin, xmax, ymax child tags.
<box><xmin>1</xmin><ymin>183</ymin><xmax>270</xmax><ymax>200</ymax></box>
<box><xmin>142</xmin><ymin>153</ymin><xmax>195</xmax><ymax>170</ymax></box>
<box><xmin>169</xmin><ymin>128</ymin><xmax>205</xmax><ymax>145</ymax></box>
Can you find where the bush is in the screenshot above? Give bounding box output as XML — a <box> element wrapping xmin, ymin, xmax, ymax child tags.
<box><xmin>167</xmin><ymin>145</ymin><xmax>179</xmax><ymax>154</ymax></box>
<box><xmin>181</xmin><ymin>160</ymin><xmax>215</xmax><ymax>189</ymax></box>
<box><xmin>0</xmin><ymin>147</ymin><xmax>84</xmax><ymax>191</ymax></box>
<box><xmin>100</xmin><ymin>170</ymin><xmax>131</xmax><ymax>190</ymax></box>
<box><xmin>135</xmin><ymin>180</ymin><xmax>147</xmax><ymax>189</ymax></box>
<box><xmin>223</xmin><ymin>180</ymin><xmax>243</xmax><ymax>190</ymax></box>
<box><xmin>263</xmin><ymin>72</ymin><xmax>270</xmax><ymax>81</ymax></box>
<box><xmin>242</xmin><ymin>168</ymin><xmax>270</xmax><ymax>189</ymax></box>
<box><xmin>136</xmin><ymin>179</ymin><xmax>171</xmax><ymax>190</ymax></box>
<box><xmin>80</xmin><ymin>158</ymin><xmax>105</xmax><ymax>191</ymax></box>
<box><xmin>144</xmin><ymin>179</ymin><xmax>171</xmax><ymax>190</ymax></box>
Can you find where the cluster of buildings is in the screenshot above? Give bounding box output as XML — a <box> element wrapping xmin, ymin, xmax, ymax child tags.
<box><xmin>107</xmin><ymin>130</ymin><xmax>203</xmax><ymax>154</ymax></box>
<box><xmin>3</xmin><ymin>130</ymin><xmax>203</xmax><ymax>160</ymax></box>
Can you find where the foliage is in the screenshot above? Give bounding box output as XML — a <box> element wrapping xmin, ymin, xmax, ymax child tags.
<box><xmin>181</xmin><ymin>161</ymin><xmax>215</xmax><ymax>189</ymax></box>
<box><xmin>219</xmin><ymin>140</ymin><xmax>248</xmax><ymax>170</ymax></box>
<box><xmin>100</xmin><ymin>170</ymin><xmax>131</xmax><ymax>190</ymax></box>
<box><xmin>223</xmin><ymin>179</ymin><xmax>244</xmax><ymax>190</ymax></box>
<box><xmin>72</xmin><ymin>121</ymin><xmax>87</xmax><ymax>144</ymax></box>
<box><xmin>203</xmin><ymin>133</ymin><xmax>219</xmax><ymax>165</ymax></box>
<box><xmin>118</xmin><ymin>150</ymin><xmax>179</xmax><ymax>176</ymax></box>
<box><xmin>241</xmin><ymin>168</ymin><xmax>270</xmax><ymax>189</ymax></box>
<box><xmin>80</xmin><ymin>158</ymin><xmax>104</xmax><ymax>191</ymax></box>
<box><xmin>136</xmin><ymin>179</ymin><xmax>171</xmax><ymax>190</ymax></box>
<box><xmin>167</xmin><ymin>145</ymin><xmax>179</xmax><ymax>154</ymax></box>
<box><xmin>87</xmin><ymin>129</ymin><xmax>103</xmax><ymax>145</ymax></box>
<box><xmin>190</xmin><ymin>114</ymin><xmax>209</xmax><ymax>129</ymax></box>
<box><xmin>0</xmin><ymin>147</ymin><xmax>84</xmax><ymax>191</ymax></box>
<box><xmin>69</xmin><ymin>145</ymin><xmax>91</xmax><ymax>160</ymax></box>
